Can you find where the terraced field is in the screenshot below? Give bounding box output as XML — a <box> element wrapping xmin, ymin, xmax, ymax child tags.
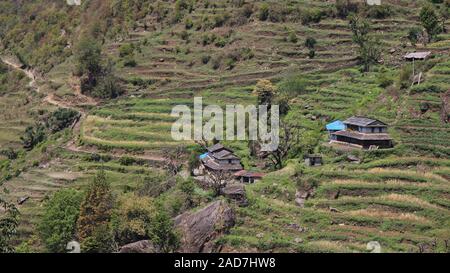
<box><xmin>1</xmin><ymin>0</ymin><xmax>449</xmax><ymax>253</ymax></box>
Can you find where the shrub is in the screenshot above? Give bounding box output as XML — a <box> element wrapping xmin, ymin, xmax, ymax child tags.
<box><xmin>366</xmin><ymin>5</ymin><xmax>392</xmax><ymax>19</ymax></box>
<box><xmin>184</xmin><ymin>17</ymin><xmax>193</xmax><ymax>29</ymax></box>
<box><xmin>201</xmin><ymin>55</ymin><xmax>211</xmax><ymax>64</ymax></box>
<box><xmin>420</xmin><ymin>4</ymin><xmax>442</xmax><ymax>42</ymax></box>
<box><xmin>47</xmin><ymin>108</ymin><xmax>80</xmax><ymax>133</ymax></box>
<box><xmin>118</xmin><ymin>43</ymin><xmax>134</xmax><ymax>58</ymax></box>
<box><xmin>39</xmin><ymin>189</ymin><xmax>83</xmax><ymax>253</ymax></box>
<box><xmin>335</xmin><ymin>0</ymin><xmax>359</xmax><ymax>18</ymax></box>
<box><xmin>305</xmin><ymin>37</ymin><xmax>317</xmax><ymax>49</ymax></box>
<box><xmin>301</xmin><ymin>8</ymin><xmax>324</xmax><ymax>25</ymax></box>
<box><xmin>288</xmin><ymin>32</ymin><xmax>298</xmax><ymax>43</ymax></box>
<box><xmin>258</xmin><ymin>3</ymin><xmax>270</xmax><ymax>21</ymax></box>
<box><xmin>408</xmin><ymin>27</ymin><xmax>423</xmax><ymax>45</ymax></box>
<box><xmin>21</xmin><ymin>124</ymin><xmax>46</xmax><ymax>151</ymax></box>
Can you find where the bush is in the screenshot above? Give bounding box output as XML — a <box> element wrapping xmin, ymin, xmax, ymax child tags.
<box><xmin>301</xmin><ymin>8</ymin><xmax>324</xmax><ymax>25</ymax></box>
<box><xmin>335</xmin><ymin>0</ymin><xmax>359</xmax><ymax>18</ymax></box>
<box><xmin>305</xmin><ymin>37</ymin><xmax>317</xmax><ymax>49</ymax></box>
<box><xmin>21</xmin><ymin>124</ymin><xmax>46</xmax><ymax>151</ymax></box>
<box><xmin>47</xmin><ymin>108</ymin><xmax>80</xmax><ymax>133</ymax></box>
<box><xmin>408</xmin><ymin>27</ymin><xmax>423</xmax><ymax>45</ymax></box>
<box><xmin>201</xmin><ymin>55</ymin><xmax>211</xmax><ymax>64</ymax></box>
<box><xmin>39</xmin><ymin>189</ymin><xmax>83</xmax><ymax>253</ymax></box>
<box><xmin>366</xmin><ymin>5</ymin><xmax>392</xmax><ymax>19</ymax></box>
<box><xmin>288</xmin><ymin>32</ymin><xmax>298</xmax><ymax>43</ymax></box>
<box><xmin>118</xmin><ymin>43</ymin><xmax>134</xmax><ymax>58</ymax></box>
<box><xmin>258</xmin><ymin>3</ymin><xmax>270</xmax><ymax>21</ymax></box>
<box><xmin>119</xmin><ymin>156</ymin><xmax>135</xmax><ymax>166</ymax></box>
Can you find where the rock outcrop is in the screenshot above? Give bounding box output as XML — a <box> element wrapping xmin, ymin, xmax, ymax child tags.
<box><xmin>119</xmin><ymin>240</ymin><xmax>160</xmax><ymax>253</ymax></box>
<box><xmin>174</xmin><ymin>200</ymin><xmax>235</xmax><ymax>253</ymax></box>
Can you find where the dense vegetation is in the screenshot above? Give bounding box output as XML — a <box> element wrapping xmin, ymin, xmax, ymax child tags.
<box><xmin>0</xmin><ymin>0</ymin><xmax>449</xmax><ymax>253</ymax></box>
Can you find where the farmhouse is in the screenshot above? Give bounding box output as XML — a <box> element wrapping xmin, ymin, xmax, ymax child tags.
<box><xmin>199</xmin><ymin>144</ymin><xmax>243</xmax><ymax>173</ymax></box>
<box><xmin>330</xmin><ymin>116</ymin><xmax>393</xmax><ymax>149</ymax></box>
<box><xmin>234</xmin><ymin>170</ymin><xmax>265</xmax><ymax>184</ymax></box>
<box><xmin>326</xmin><ymin>120</ymin><xmax>345</xmax><ymax>136</ymax></box>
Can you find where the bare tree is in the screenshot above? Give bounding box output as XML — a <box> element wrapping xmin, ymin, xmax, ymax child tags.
<box><xmin>262</xmin><ymin>122</ymin><xmax>301</xmax><ymax>170</ymax></box>
<box><xmin>163</xmin><ymin>146</ymin><xmax>186</xmax><ymax>176</ymax></box>
<box><xmin>205</xmin><ymin>170</ymin><xmax>234</xmax><ymax>197</ymax></box>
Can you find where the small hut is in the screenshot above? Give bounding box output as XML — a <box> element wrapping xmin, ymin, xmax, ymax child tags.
<box><xmin>305</xmin><ymin>154</ymin><xmax>323</xmax><ymax>167</ymax></box>
<box><xmin>404</xmin><ymin>52</ymin><xmax>432</xmax><ymax>61</ymax></box>
<box><xmin>234</xmin><ymin>170</ymin><xmax>265</xmax><ymax>184</ymax></box>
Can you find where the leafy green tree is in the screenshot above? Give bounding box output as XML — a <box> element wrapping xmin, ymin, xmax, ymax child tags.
<box><xmin>420</xmin><ymin>4</ymin><xmax>442</xmax><ymax>42</ymax></box>
<box><xmin>349</xmin><ymin>15</ymin><xmax>381</xmax><ymax>72</ymax></box>
<box><xmin>38</xmin><ymin>189</ymin><xmax>83</xmax><ymax>253</ymax></box>
<box><xmin>149</xmin><ymin>206</ymin><xmax>179</xmax><ymax>253</ymax></box>
<box><xmin>75</xmin><ymin>36</ymin><xmax>102</xmax><ymax>77</ymax></box>
<box><xmin>0</xmin><ymin>198</ymin><xmax>19</xmax><ymax>253</ymax></box>
<box><xmin>81</xmin><ymin>224</ymin><xmax>116</xmax><ymax>253</ymax></box>
<box><xmin>111</xmin><ymin>194</ymin><xmax>154</xmax><ymax>245</ymax></box>
<box><xmin>77</xmin><ymin>170</ymin><xmax>115</xmax><ymax>252</ymax></box>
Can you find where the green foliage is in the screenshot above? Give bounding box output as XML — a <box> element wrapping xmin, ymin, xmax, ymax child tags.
<box><xmin>81</xmin><ymin>224</ymin><xmax>116</xmax><ymax>253</ymax></box>
<box><xmin>77</xmin><ymin>170</ymin><xmax>114</xmax><ymax>252</ymax></box>
<box><xmin>112</xmin><ymin>194</ymin><xmax>154</xmax><ymax>245</ymax></box>
<box><xmin>349</xmin><ymin>15</ymin><xmax>381</xmax><ymax>72</ymax></box>
<box><xmin>420</xmin><ymin>4</ymin><xmax>442</xmax><ymax>41</ymax></box>
<box><xmin>149</xmin><ymin>205</ymin><xmax>179</xmax><ymax>253</ymax></box>
<box><xmin>253</xmin><ymin>79</ymin><xmax>277</xmax><ymax>106</ymax></box>
<box><xmin>305</xmin><ymin>37</ymin><xmax>317</xmax><ymax>49</ymax></box>
<box><xmin>39</xmin><ymin>189</ymin><xmax>83</xmax><ymax>253</ymax></box>
<box><xmin>0</xmin><ymin>198</ymin><xmax>19</xmax><ymax>253</ymax></box>
<box><xmin>75</xmin><ymin>36</ymin><xmax>102</xmax><ymax>76</ymax></box>
<box><xmin>258</xmin><ymin>3</ymin><xmax>270</xmax><ymax>21</ymax></box>
<box><xmin>21</xmin><ymin>124</ymin><xmax>46</xmax><ymax>151</ymax></box>
<box><xmin>119</xmin><ymin>43</ymin><xmax>135</xmax><ymax>58</ymax></box>
<box><xmin>335</xmin><ymin>0</ymin><xmax>359</xmax><ymax>18</ymax></box>
<box><xmin>278</xmin><ymin>76</ymin><xmax>308</xmax><ymax>97</ymax></box>
<box><xmin>408</xmin><ymin>27</ymin><xmax>423</xmax><ymax>45</ymax></box>
<box><xmin>366</xmin><ymin>5</ymin><xmax>392</xmax><ymax>19</ymax></box>
<box><xmin>47</xmin><ymin>108</ymin><xmax>80</xmax><ymax>133</ymax></box>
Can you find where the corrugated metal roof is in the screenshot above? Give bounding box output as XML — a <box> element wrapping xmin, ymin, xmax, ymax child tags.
<box><xmin>404</xmin><ymin>52</ymin><xmax>431</xmax><ymax>60</ymax></box>
<box><xmin>343</xmin><ymin>116</ymin><xmax>387</xmax><ymax>127</ymax></box>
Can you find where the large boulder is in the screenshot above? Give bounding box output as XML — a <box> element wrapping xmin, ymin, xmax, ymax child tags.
<box><xmin>119</xmin><ymin>240</ymin><xmax>160</xmax><ymax>253</ymax></box>
<box><xmin>174</xmin><ymin>200</ymin><xmax>235</xmax><ymax>253</ymax></box>
<box><xmin>221</xmin><ymin>183</ymin><xmax>248</xmax><ymax>207</ymax></box>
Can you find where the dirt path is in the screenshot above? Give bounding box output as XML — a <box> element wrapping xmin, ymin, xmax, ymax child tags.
<box><xmin>1</xmin><ymin>57</ymin><xmax>40</xmax><ymax>93</ymax></box>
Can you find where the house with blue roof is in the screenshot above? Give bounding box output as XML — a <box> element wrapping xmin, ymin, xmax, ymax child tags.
<box><xmin>326</xmin><ymin>120</ymin><xmax>345</xmax><ymax>135</ymax></box>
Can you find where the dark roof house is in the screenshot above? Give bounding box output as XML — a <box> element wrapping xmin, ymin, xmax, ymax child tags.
<box><xmin>201</xmin><ymin>144</ymin><xmax>243</xmax><ymax>172</ymax></box>
<box><xmin>331</xmin><ymin>116</ymin><xmax>393</xmax><ymax>149</ymax></box>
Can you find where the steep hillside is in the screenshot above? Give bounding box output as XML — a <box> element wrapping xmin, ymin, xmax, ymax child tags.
<box><xmin>0</xmin><ymin>0</ymin><xmax>449</xmax><ymax>253</ymax></box>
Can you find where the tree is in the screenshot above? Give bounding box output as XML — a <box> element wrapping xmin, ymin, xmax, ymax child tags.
<box><xmin>39</xmin><ymin>189</ymin><xmax>83</xmax><ymax>253</ymax></box>
<box><xmin>149</xmin><ymin>206</ymin><xmax>180</xmax><ymax>253</ymax></box>
<box><xmin>305</xmin><ymin>37</ymin><xmax>317</xmax><ymax>59</ymax></box>
<box><xmin>0</xmin><ymin>198</ymin><xmax>19</xmax><ymax>253</ymax></box>
<box><xmin>420</xmin><ymin>4</ymin><xmax>442</xmax><ymax>42</ymax></box>
<box><xmin>163</xmin><ymin>146</ymin><xmax>186</xmax><ymax>176</ymax></box>
<box><xmin>264</xmin><ymin>121</ymin><xmax>301</xmax><ymax>170</ymax></box>
<box><xmin>111</xmin><ymin>194</ymin><xmax>154</xmax><ymax>245</ymax></box>
<box><xmin>349</xmin><ymin>15</ymin><xmax>381</xmax><ymax>72</ymax></box>
<box><xmin>77</xmin><ymin>170</ymin><xmax>115</xmax><ymax>252</ymax></box>
<box><xmin>206</xmin><ymin>170</ymin><xmax>233</xmax><ymax>197</ymax></box>
<box><xmin>253</xmin><ymin>79</ymin><xmax>277</xmax><ymax>108</ymax></box>
<box><xmin>75</xmin><ymin>35</ymin><xmax>102</xmax><ymax>77</ymax></box>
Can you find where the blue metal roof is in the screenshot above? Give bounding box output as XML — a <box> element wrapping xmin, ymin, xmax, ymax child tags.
<box><xmin>326</xmin><ymin>120</ymin><xmax>345</xmax><ymax>131</ymax></box>
<box><xmin>199</xmin><ymin>153</ymin><xmax>209</xmax><ymax>159</ymax></box>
